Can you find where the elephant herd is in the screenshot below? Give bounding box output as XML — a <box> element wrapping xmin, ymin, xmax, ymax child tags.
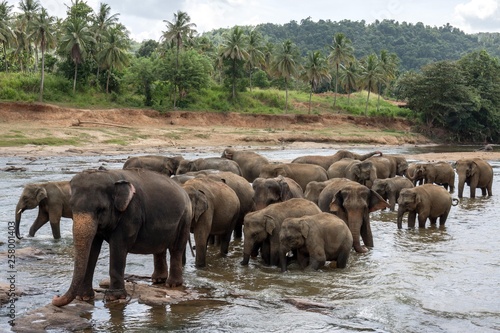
<box><xmin>13</xmin><ymin>148</ymin><xmax>494</xmax><ymax>307</ymax></box>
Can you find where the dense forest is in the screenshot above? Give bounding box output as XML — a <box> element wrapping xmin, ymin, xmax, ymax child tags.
<box><xmin>1</xmin><ymin>0</ymin><xmax>500</xmax><ymax>143</ymax></box>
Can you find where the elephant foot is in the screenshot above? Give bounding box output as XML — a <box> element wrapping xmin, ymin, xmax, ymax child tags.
<box><xmin>354</xmin><ymin>246</ymin><xmax>369</xmax><ymax>253</ymax></box>
<box><xmin>165</xmin><ymin>276</ymin><xmax>183</xmax><ymax>288</ymax></box>
<box><xmin>152</xmin><ymin>277</ymin><xmax>168</xmax><ymax>284</ymax></box>
<box><xmin>104</xmin><ymin>289</ymin><xmax>128</xmax><ymax>302</ymax></box>
<box><xmin>76</xmin><ymin>294</ymin><xmax>95</xmax><ymax>302</ymax></box>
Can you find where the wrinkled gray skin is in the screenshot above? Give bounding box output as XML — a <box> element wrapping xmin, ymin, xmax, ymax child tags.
<box><xmin>397</xmin><ymin>184</ymin><xmax>454</xmax><ymax>229</ymax></box>
<box><xmin>252</xmin><ymin>176</ymin><xmax>304</xmax><ymax>211</ymax></box>
<box><xmin>454</xmin><ymin>158</ymin><xmax>493</xmax><ymax>199</ymax></box>
<box><xmin>318</xmin><ymin>178</ymin><xmax>389</xmax><ymax>253</ymax></box>
<box><xmin>366</xmin><ymin>156</ymin><xmax>394</xmax><ymax>179</ymax></box>
<box><xmin>176</xmin><ymin>157</ymin><xmax>243</xmax><ymax>176</ymax></box>
<box><xmin>182</xmin><ymin>177</ymin><xmax>240</xmax><ymax>268</ymax></box>
<box><xmin>241</xmin><ymin>198</ymin><xmax>322</xmax><ymax>267</ymax></box>
<box><xmin>123</xmin><ymin>155</ymin><xmax>184</xmax><ymax>176</ymax></box>
<box><xmin>304</xmin><ymin>179</ymin><xmax>335</xmax><ymax>205</ymax></box>
<box><xmin>221</xmin><ymin>148</ymin><xmax>270</xmax><ymax>182</ymax></box>
<box><xmin>405</xmin><ymin>163</ymin><xmax>424</xmax><ymax>186</ymax></box>
<box><xmin>15</xmin><ymin>181</ymin><xmax>72</xmax><ymax>239</ymax></box>
<box><xmin>52</xmin><ymin>169</ymin><xmax>192</xmax><ymax>307</ymax></box>
<box><xmin>410</xmin><ymin>162</ymin><xmax>456</xmax><ymax>193</ymax></box>
<box><xmin>279</xmin><ymin>212</ymin><xmax>353</xmax><ymax>272</ymax></box>
<box><xmin>371</xmin><ymin>176</ymin><xmax>414</xmax><ymax>211</ymax></box>
<box><xmin>327</xmin><ymin>158</ymin><xmax>377</xmax><ymax>187</ymax></box>
<box><xmin>258</xmin><ymin>163</ymin><xmax>328</xmax><ymax>191</ymax></box>
<box><xmin>292</xmin><ymin>149</ymin><xmax>383</xmax><ymax>171</ymax></box>
<box><xmin>384</xmin><ymin>155</ymin><xmax>409</xmax><ymax>176</ymax></box>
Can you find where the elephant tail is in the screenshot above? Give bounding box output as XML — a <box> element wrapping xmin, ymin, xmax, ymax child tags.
<box><xmin>452</xmin><ymin>198</ymin><xmax>459</xmax><ymax>206</ymax></box>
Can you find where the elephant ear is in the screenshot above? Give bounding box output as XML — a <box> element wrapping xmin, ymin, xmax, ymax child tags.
<box><xmin>299</xmin><ymin>219</ymin><xmax>310</xmax><ymax>238</ymax></box>
<box><xmin>35</xmin><ymin>187</ymin><xmax>48</xmax><ymax>203</ymax></box>
<box><xmin>329</xmin><ymin>190</ymin><xmax>344</xmax><ymax>214</ymax></box>
<box><xmin>275</xmin><ymin>167</ymin><xmax>286</xmax><ymax>177</ymax></box>
<box><xmin>469</xmin><ymin>161</ymin><xmax>479</xmax><ymax>176</ymax></box>
<box><xmin>192</xmin><ymin>189</ymin><xmax>209</xmax><ymax>222</ymax></box>
<box><xmin>114</xmin><ymin>180</ymin><xmax>136</xmax><ymax>212</ymax></box>
<box><xmin>264</xmin><ymin>214</ymin><xmax>276</xmax><ymax>235</ymax></box>
<box><xmin>164</xmin><ymin>161</ymin><xmax>176</xmax><ymax>176</ymax></box>
<box><xmin>278</xmin><ymin>177</ymin><xmax>293</xmax><ymax>201</ymax></box>
<box><xmin>368</xmin><ymin>189</ymin><xmax>390</xmax><ymax>212</ymax></box>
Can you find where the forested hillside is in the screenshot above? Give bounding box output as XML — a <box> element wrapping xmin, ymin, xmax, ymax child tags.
<box><xmin>207</xmin><ymin>18</ymin><xmax>500</xmax><ymax>72</ymax></box>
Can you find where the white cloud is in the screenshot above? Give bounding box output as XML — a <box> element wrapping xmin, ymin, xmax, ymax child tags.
<box><xmin>454</xmin><ymin>0</ymin><xmax>500</xmax><ymax>32</ymax></box>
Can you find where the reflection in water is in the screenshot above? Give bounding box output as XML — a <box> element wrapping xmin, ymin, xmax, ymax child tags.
<box><xmin>0</xmin><ymin>148</ymin><xmax>499</xmax><ymax>332</ymax></box>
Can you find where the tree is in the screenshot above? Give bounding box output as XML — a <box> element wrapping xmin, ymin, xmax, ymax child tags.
<box><xmin>220</xmin><ymin>26</ymin><xmax>248</xmax><ymax>99</ymax></box>
<box><xmin>58</xmin><ymin>17</ymin><xmax>95</xmax><ymax>93</ymax></box>
<box><xmin>246</xmin><ymin>28</ymin><xmax>264</xmax><ymax>91</ymax></box>
<box><xmin>29</xmin><ymin>7</ymin><xmax>56</xmax><ymax>101</ymax></box>
<box><xmin>272</xmin><ymin>39</ymin><xmax>301</xmax><ymax>113</ymax></box>
<box><xmin>301</xmin><ymin>50</ymin><xmax>331</xmax><ymax>114</ymax></box>
<box><xmin>328</xmin><ymin>32</ymin><xmax>354</xmax><ymax>108</ymax></box>
<box><xmin>97</xmin><ymin>24</ymin><xmax>130</xmax><ymax>93</ymax></box>
<box><xmin>359</xmin><ymin>53</ymin><xmax>383</xmax><ymax>116</ymax></box>
<box><xmin>162</xmin><ymin>10</ymin><xmax>197</xmax><ymax>108</ymax></box>
<box><xmin>17</xmin><ymin>0</ymin><xmax>40</xmax><ymax>71</ymax></box>
<box><xmin>376</xmin><ymin>49</ymin><xmax>399</xmax><ymax>111</ymax></box>
<box><xmin>92</xmin><ymin>2</ymin><xmax>119</xmax><ymax>82</ymax></box>
<box><xmin>339</xmin><ymin>60</ymin><xmax>359</xmax><ymax>105</ymax></box>
<box><xmin>0</xmin><ymin>0</ymin><xmax>15</xmax><ymax>71</ymax></box>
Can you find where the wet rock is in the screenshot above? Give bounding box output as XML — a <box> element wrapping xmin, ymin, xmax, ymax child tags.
<box><xmin>0</xmin><ymin>247</ymin><xmax>48</xmax><ymax>261</ymax></box>
<box><xmin>283</xmin><ymin>297</ymin><xmax>335</xmax><ymax>310</ymax></box>
<box><xmin>0</xmin><ymin>283</ymin><xmax>22</xmax><ymax>305</ymax></box>
<box><xmin>2</xmin><ymin>166</ymin><xmax>27</xmax><ymax>172</ymax></box>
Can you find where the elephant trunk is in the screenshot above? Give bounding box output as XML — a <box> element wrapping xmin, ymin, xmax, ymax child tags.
<box><xmin>346</xmin><ymin>210</ymin><xmax>367</xmax><ymax>253</ymax></box>
<box><xmin>52</xmin><ymin>213</ymin><xmax>97</xmax><ymax>307</ymax></box>
<box><xmin>359</xmin><ymin>151</ymin><xmax>382</xmax><ymax>161</ymax></box>
<box><xmin>457</xmin><ymin>177</ymin><xmax>465</xmax><ymax>198</ymax></box>
<box><xmin>15</xmin><ymin>203</ymin><xmax>24</xmax><ymax>239</ymax></box>
<box><xmin>397</xmin><ymin>208</ymin><xmax>405</xmax><ymax>229</ymax></box>
<box><xmin>241</xmin><ymin>238</ymin><xmax>254</xmax><ymax>265</ymax></box>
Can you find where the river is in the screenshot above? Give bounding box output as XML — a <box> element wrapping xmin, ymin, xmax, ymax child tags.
<box><xmin>0</xmin><ymin>146</ymin><xmax>499</xmax><ymax>332</ymax></box>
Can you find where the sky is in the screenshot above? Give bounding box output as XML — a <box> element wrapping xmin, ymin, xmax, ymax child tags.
<box><xmin>7</xmin><ymin>0</ymin><xmax>500</xmax><ymax>41</ymax></box>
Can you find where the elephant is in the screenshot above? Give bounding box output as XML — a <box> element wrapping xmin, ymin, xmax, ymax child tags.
<box><xmin>327</xmin><ymin>158</ymin><xmax>377</xmax><ymax>187</ymax></box>
<box><xmin>379</xmin><ymin>154</ymin><xmax>409</xmax><ymax>177</ymax></box>
<box><xmin>258</xmin><ymin>163</ymin><xmax>328</xmax><ymax>191</ymax></box>
<box><xmin>52</xmin><ymin>169</ymin><xmax>192</xmax><ymax>307</ymax></box>
<box><xmin>318</xmin><ymin>178</ymin><xmax>389</xmax><ymax>253</ymax></box>
<box><xmin>279</xmin><ymin>212</ymin><xmax>353</xmax><ymax>272</ymax></box>
<box><xmin>252</xmin><ymin>176</ymin><xmax>304</xmax><ymax>211</ymax></box>
<box><xmin>371</xmin><ymin>176</ymin><xmax>415</xmax><ymax>211</ymax></box>
<box><xmin>409</xmin><ymin>161</ymin><xmax>456</xmax><ymax>193</ymax></box>
<box><xmin>123</xmin><ymin>155</ymin><xmax>184</xmax><ymax>176</ymax></box>
<box><xmin>221</xmin><ymin>148</ymin><xmax>270</xmax><ymax>182</ymax></box>
<box><xmin>15</xmin><ymin>181</ymin><xmax>72</xmax><ymax>239</ymax></box>
<box><xmin>304</xmin><ymin>179</ymin><xmax>335</xmax><ymax>205</ymax></box>
<box><xmin>182</xmin><ymin>177</ymin><xmax>240</xmax><ymax>267</ymax></box>
<box><xmin>291</xmin><ymin>149</ymin><xmax>383</xmax><ymax>171</ymax></box>
<box><xmin>365</xmin><ymin>156</ymin><xmax>392</xmax><ymax>179</ymax></box>
<box><xmin>405</xmin><ymin>163</ymin><xmax>424</xmax><ymax>186</ymax></box>
<box><xmin>397</xmin><ymin>184</ymin><xmax>458</xmax><ymax>229</ymax></box>
<box><xmin>176</xmin><ymin>157</ymin><xmax>243</xmax><ymax>176</ymax></box>
<box><xmin>454</xmin><ymin>158</ymin><xmax>493</xmax><ymax>198</ymax></box>
<box><xmin>241</xmin><ymin>198</ymin><xmax>322</xmax><ymax>267</ymax></box>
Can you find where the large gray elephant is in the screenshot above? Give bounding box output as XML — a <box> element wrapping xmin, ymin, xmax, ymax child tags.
<box><xmin>366</xmin><ymin>156</ymin><xmax>396</xmax><ymax>179</ymax></box>
<box><xmin>372</xmin><ymin>154</ymin><xmax>409</xmax><ymax>177</ymax></box>
<box><xmin>454</xmin><ymin>158</ymin><xmax>493</xmax><ymax>198</ymax></box>
<box><xmin>176</xmin><ymin>157</ymin><xmax>242</xmax><ymax>176</ymax></box>
<box><xmin>279</xmin><ymin>212</ymin><xmax>353</xmax><ymax>272</ymax></box>
<box><xmin>327</xmin><ymin>158</ymin><xmax>377</xmax><ymax>187</ymax></box>
<box><xmin>318</xmin><ymin>178</ymin><xmax>389</xmax><ymax>253</ymax></box>
<box><xmin>52</xmin><ymin>169</ymin><xmax>192</xmax><ymax>307</ymax></box>
<box><xmin>15</xmin><ymin>181</ymin><xmax>72</xmax><ymax>239</ymax></box>
<box><xmin>291</xmin><ymin>149</ymin><xmax>383</xmax><ymax>170</ymax></box>
<box><xmin>221</xmin><ymin>148</ymin><xmax>270</xmax><ymax>182</ymax></box>
<box><xmin>258</xmin><ymin>163</ymin><xmax>328</xmax><ymax>191</ymax></box>
<box><xmin>371</xmin><ymin>176</ymin><xmax>415</xmax><ymax>211</ymax></box>
<box><xmin>408</xmin><ymin>161</ymin><xmax>456</xmax><ymax>193</ymax></box>
<box><xmin>123</xmin><ymin>155</ymin><xmax>184</xmax><ymax>176</ymax></box>
<box><xmin>182</xmin><ymin>177</ymin><xmax>240</xmax><ymax>267</ymax></box>
<box><xmin>397</xmin><ymin>184</ymin><xmax>457</xmax><ymax>229</ymax></box>
<box><xmin>241</xmin><ymin>198</ymin><xmax>322</xmax><ymax>267</ymax></box>
<box><xmin>405</xmin><ymin>163</ymin><xmax>424</xmax><ymax>186</ymax></box>
<box><xmin>252</xmin><ymin>176</ymin><xmax>304</xmax><ymax>211</ymax></box>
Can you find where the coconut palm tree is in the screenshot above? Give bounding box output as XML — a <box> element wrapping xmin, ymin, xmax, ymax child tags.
<box><xmin>59</xmin><ymin>17</ymin><xmax>95</xmax><ymax>93</ymax></box>
<box><xmin>301</xmin><ymin>50</ymin><xmax>331</xmax><ymax>114</ymax></box>
<box><xmin>246</xmin><ymin>28</ymin><xmax>264</xmax><ymax>91</ymax></box>
<box><xmin>328</xmin><ymin>32</ymin><xmax>354</xmax><ymax>108</ymax></box>
<box><xmin>272</xmin><ymin>39</ymin><xmax>301</xmax><ymax>113</ymax></box>
<box><xmin>0</xmin><ymin>1</ymin><xmax>15</xmax><ymax>71</ymax></box>
<box><xmin>92</xmin><ymin>3</ymin><xmax>119</xmax><ymax>82</ymax></box>
<box><xmin>376</xmin><ymin>49</ymin><xmax>399</xmax><ymax>111</ymax></box>
<box><xmin>18</xmin><ymin>0</ymin><xmax>40</xmax><ymax>71</ymax></box>
<box><xmin>220</xmin><ymin>26</ymin><xmax>248</xmax><ymax>99</ymax></box>
<box><xmin>360</xmin><ymin>53</ymin><xmax>383</xmax><ymax>116</ymax></box>
<box><xmin>29</xmin><ymin>7</ymin><xmax>56</xmax><ymax>101</ymax></box>
<box><xmin>339</xmin><ymin>60</ymin><xmax>359</xmax><ymax>105</ymax></box>
<box><xmin>97</xmin><ymin>24</ymin><xmax>129</xmax><ymax>93</ymax></box>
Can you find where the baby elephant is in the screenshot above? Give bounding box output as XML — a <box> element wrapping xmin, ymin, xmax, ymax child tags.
<box><xmin>397</xmin><ymin>184</ymin><xmax>458</xmax><ymax>229</ymax></box>
<box><xmin>371</xmin><ymin>176</ymin><xmax>414</xmax><ymax>211</ymax></box>
<box><xmin>279</xmin><ymin>212</ymin><xmax>353</xmax><ymax>272</ymax></box>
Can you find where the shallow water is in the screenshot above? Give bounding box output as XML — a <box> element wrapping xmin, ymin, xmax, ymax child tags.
<box><xmin>0</xmin><ymin>146</ymin><xmax>499</xmax><ymax>332</ymax></box>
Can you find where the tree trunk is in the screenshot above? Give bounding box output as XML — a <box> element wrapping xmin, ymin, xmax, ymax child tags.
<box><xmin>365</xmin><ymin>86</ymin><xmax>371</xmax><ymax>116</ymax></box>
<box><xmin>333</xmin><ymin>64</ymin><xmax>339</xmax><ymax>107</ymax></box>
<box><xmin>39</xmin><ymin>44</ymin><xmax>45</xmax><ymax>102</ymax></box>
<box><xmin>285</xmin><ymin>78</ymin><xmax>289</xmax><ymax>114</ymax></box>
<box><xmin>106</xmin><ymin>69</ymin><xmax>110</xmax><ymax>94</ymax></box>
<box><xmin>308</xmin><ymin>88</ymin><xmax>312</xmax><ymax>114</ymax></box>
<box><xmin>73</xmin><ymin>62</ymin><xmax>78</xmax><ymax>93</ymax></box>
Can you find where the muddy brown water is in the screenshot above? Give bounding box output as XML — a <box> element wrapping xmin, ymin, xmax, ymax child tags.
<box><xmin>0</xmin><ymin>146</ymin><xmax>499</xmax><ymax>332</ymax></box>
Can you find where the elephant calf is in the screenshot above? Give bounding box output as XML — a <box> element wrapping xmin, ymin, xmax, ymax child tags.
<box><xmin>397</xmin><ymin>184</ymin><xmax>458</xmax><ymax>229</ymax></box>
<box><xmin>279</xmin><ymin>213</ymin><xmax>353</xmax><ymax>272</ymax></box>
<box><xmin>371</xmin><ymin>176</ymin><xmax>414</xmax><ymax>211</ymax></box>
<box><xmin>15</xmin><ymin>181</ymin><xmax>72</xmax><ymax>239</ymax></box>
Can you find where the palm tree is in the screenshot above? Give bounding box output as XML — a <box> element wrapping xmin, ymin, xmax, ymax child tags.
<box><xmin>29</xmin><ymin>7</ymin><xmax>56</xmax><ymax>101</ymax></box>
<box><xmin>97</xmin><ymin>24</ymin><xmax>129</xmax><ymax>93</ymax></box>
<box><xmin>376</xmin><ymin>49</ymin><xmax>399</xmax><ymax>111</ymax></box>
<box><xmin>301</xmin><ymin>50</ymin><xmax>331</xmax><ymax>114</ymax></box>
<box><xmin>59</xmin><ymin>17</ymin><xmax>95</xmax><ymax>93</ymax></box>
<box><xmin>92</xmin><ymin>3</ymin><xmax>119</xmax><ymax>82</ymax></box>
<box><xmin>12</xmin><ymin>17</ymin><xmax>30</xmax><ymax>72</ymax></box>
<box><xmin>339</xmin><ymin>60</ymin><xmax>359</xmax><ymax>105</ymax></box>
<box><xmin>220</xmin><ymin>26</ymin><xmax>248</xmax><ymax>99</ymax></box>
<box><xmin>360</xmin><ymin>53</ymin><xmax>383</xmax><ymax>116</ymax></box>
<box><xmin>246</xmin><ymin>28</ymin><xmax>264</xmax><ymax>91</ymax></box>
<box><xmin>328</xmin><ymin>32</ymin><xmax>354</xmax><ymax>108</ymax></box>
<box><xmin>18</xmin><ymin>0</ymin><xmax>41</xmax><ymax>71</ymax></box>
<box><xmin>0</xmin><ymin>1</ymin><xmax>15</xmax><ymax>71</ymax></box>
<box><xmin>272</xmin><ymin>39</ymin><xmax>300</xmax><ymax>113</ymax></box>
<box><xmin>162</xmin><ymin>10</ymin><xmax>197</xmax><ymax>108</ymax></box>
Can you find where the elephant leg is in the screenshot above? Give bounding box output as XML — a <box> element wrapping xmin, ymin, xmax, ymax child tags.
<box><xmin>481</xmin><ymin>187</ymin><xmax>487</xmax><ymax>196</ymax></box>
<box><xmin>167</xmin><ymin>216</ymin><xmax>190</xmax><ymax>287</ymax></box>
<box><xmin>336</xmin><ymin>249</ymin><xmax>350</xmax><ymax>269</ymax></box>
<box><xmin>407</xmin><ymin>211</ymin><xmax>417</xmax><ymax>228</ymax></box>
<box><xmin>152</xmin><ymin>251</ymin><xmax>168</xmax><ymax>284</ymax></box>
<box><xmin>29</xmin><ymin>210</ymin><xmax>49</xmax><ymax>237</ymax></box>
<box><xmin>429</xmin><ymin>217</ymin><xmax>437</xmax><ymax>224</ymax></box>
<box><xmin>470</xmin><ymin>186</ymin><xmax>476</xmax><ymax>198</ymax></box>
<box><xmin>48</xmin><ymin>211</ymin><xmax>63</xmax><ymax>239</ymax></box>
<box><xmin>439</xmin><ymin>211</ymin><xmax>450</xmax><ymax>226</ymax></box>
<box><xmin>219</xmin><ymin>232</ymin><xmax>232</xmax><ymax>256</ymax></box>
<box><xmin>418</xmin><ymin>214</ymin><xmax>428</xmax><ymax>228</ymax></box>
<box><xmin>297</xmin><ymin>251</ymin><xmax>309</xmax><ymax>269</ymax></box>
<box><xmin>261</xmin><ymin>240</ymin><xmax>271</xmax><ymax>265</ymax></box>
<box><xmin>76</xmin><ymin>236</ymin><xmax>103</xmax><ymax>301</ymax></box>
<box><xmin>194</xmin><ymin>228</ymin><xmax>210</xmax><ymax>268</ymax></box>
<box><xmin>107</xmin><ymin>242</ymin><xmax>128</xmax><ymax>301</ymax></box>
